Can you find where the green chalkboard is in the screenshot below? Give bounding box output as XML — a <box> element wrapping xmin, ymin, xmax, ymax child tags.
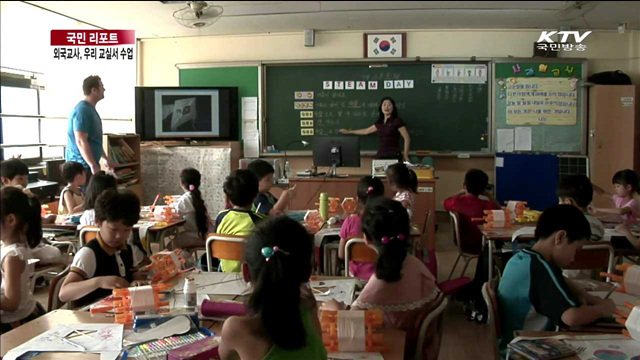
<box><xmin>494</xmin><ymin>59</ymin><xmax>586</xmax><ymax>153</ymax></box>
<box><xmin>179</xmin><ymin>66</ymin><xmax>259</xmax><ymax>140</ymax></box>
<box><xmin>265</xmin><ymin>62</ymin><xmax>490</xmax><ymax>152</ymax></box>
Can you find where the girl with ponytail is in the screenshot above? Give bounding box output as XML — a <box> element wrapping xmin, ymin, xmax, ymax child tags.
<box><xmin>323</xmin><ymin>198</ymin><xmax>443</xmax><ymax>359</ymax></box>
<box><xmin>171</xmin><ymin>168</ymin><xmax>213</xmax><ymax>259</ymax></box>
<box><xmin>338</xmin><ymin>176</ymin><xmax>384</xmax><ymax>281</ymax></box>
<box><xmin>218</xmin><ymin>216</ymin><xmax>326</xmax><ymax>360</ymax></box>
<box><xmin>1</xmin><ymin>186</ymin><xmax>45</xmax><ymax>333</ymax></box>
<box><xmin>386</xmin><ymin>162</ymin><xmax>418</xmax><ymax>220</ymax></box>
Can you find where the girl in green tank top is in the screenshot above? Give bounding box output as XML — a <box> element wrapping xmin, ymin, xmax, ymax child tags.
<box><xmin>218</xmin><ymin>216</ymin><xmax>327</xmax><ymax>360</ymax></box>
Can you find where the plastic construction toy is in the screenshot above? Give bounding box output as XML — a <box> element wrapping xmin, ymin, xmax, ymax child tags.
<box><xmin>153</xmin><ymin>205</ymin><xmax>180</xmax><ymax>222</ymax></box>
<box><xmin>142</xmin><ymin>249</ymin><xmax>186</xmax><ymax>283</ymax></box>
<box><xmin>320</xmin><ymin>310</ymin><xmax>387</xmax><ymax>352</ymax></box>
<box><xmin>90</xmin><ymin>283</ymin><xmax>173</xmax><ymax>324</ymax></box>
<box><xmin>601</xmin><ymin>264</ymin><xmax>640</xmax><ymax>296</ymax></box>
<box><xmin>341</xmin><ymin>198</ymin><xmax>357</xmax><ymax>215</ymax></box>
<box><xmin>504</xmin><ymin>200</ymin><xmax>528</xmax><ymax>218</ymax></box>
<box><xmin>481</xmin><ymin>210</ymin><xmax>511</xmax><ymax>229</ymax></box>
<box><xmin>612</xmin><ymin>300</ymin><xmax>640</xmax><ymax>340</ymax></box>
<box><xmin>328</xmin><ymin>197</ymin><xmax>341</xmax><ymax>214</ymax></box>
<box><xmin>304</xmin><ymin>210</ymin><xmax>324</xmax><ymax>233</ymax></box>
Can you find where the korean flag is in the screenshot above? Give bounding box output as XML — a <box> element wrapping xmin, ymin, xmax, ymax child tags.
<box><xmin>367</xmin><ymin>34</ymin><xmax>403</xmax><ymax>58</ymax></box>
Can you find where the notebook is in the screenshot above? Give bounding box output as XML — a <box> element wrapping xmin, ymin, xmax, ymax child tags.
<box><xmin>508</xmin><ymin>338</ymin><xmax>577</xmax><ymax>360</ymax></box>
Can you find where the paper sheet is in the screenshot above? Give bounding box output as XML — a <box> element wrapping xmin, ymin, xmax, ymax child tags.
<box><xmin>495</xmin><ymin>157</ymin><xmax>505</xmax><ymax>168</ymax></box>
<box><xmin>243</xmin><ymin>130</ymin><xmax>260</xmax><ymax>158</ymax></box>
<box><xmin>175</xmin><ymin>272</ymin><xmax>250</xmax><ymax>296</ymax></box>
<box><xmin>514</xmin><ymin>127</ymin><xmax>532</xmax><ymax>151</ymax></box>
<box><xmin>3</xmin><ymin>324</ymin><xmax>123</xmax><ymax>360</ymax></box>
<box><xmin>511</xmin><ymin>226</ymin><xmax>536</xmax><ymax>242</ymax></box>
<box><xmin>564</xmin><ymin>336</ymin><xmax>640</xmax><ymax>359</ymax></box>
<box><xmin>241</xmin><ymin>97</ymin><xmax>258</xmax><ymax>120</ymax></box>
<box><xmin>100</xmin><ymin>351</ymin><xmax>120</xmax><ymax>360</ymax></box>
<box><xmin>311</xmin><ymin>279</ymin><xmax>358</xmax><ymax>306</ymax></box>
<box><xmin>591</xmin><ymin>291</ymin><xmax>640</xmax><ymax>311</ymax></box>
<box><xmin>497</xmin><ymin>129</ymin><xmax>514</xmax><ymax>153</ymax></box>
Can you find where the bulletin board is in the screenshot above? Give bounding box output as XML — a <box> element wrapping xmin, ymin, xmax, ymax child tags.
<box><xmin>493</xmin><ymin>58</ymin><xmax>587</xmax><ymax>154</ymax></box>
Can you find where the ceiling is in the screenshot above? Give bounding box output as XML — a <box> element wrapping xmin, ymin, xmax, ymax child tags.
<box><xmin>25</xmin><ymin>1</ymin><xmax>640</xmax><ymax>39</ymax></box>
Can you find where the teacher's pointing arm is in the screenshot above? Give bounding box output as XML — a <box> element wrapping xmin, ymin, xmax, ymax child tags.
<box><xmin>399</xmin><ymin>126</ymin><xmax>411</xmax><ymax>162</ymax></box>
<box><xmin>339</xmin><ymin>125</ymin><xmax>377</xmax><ymax>136</ymax></box>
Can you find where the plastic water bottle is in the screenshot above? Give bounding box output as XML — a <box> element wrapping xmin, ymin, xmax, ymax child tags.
<box><xmin>183</xmin><ymin>277</ymin><xmax>197</xmax><ymax>310</ymax></box>
<box><xmin>284</xmin><ymin>161</ymin><xmax>292</xmax><ymax>179</ymax></box>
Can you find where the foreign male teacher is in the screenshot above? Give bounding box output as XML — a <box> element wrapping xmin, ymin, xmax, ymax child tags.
<box><xmin>339</xmin><ymin>97</ymin><xmax>411</xmax><ymax>162</ymax></box>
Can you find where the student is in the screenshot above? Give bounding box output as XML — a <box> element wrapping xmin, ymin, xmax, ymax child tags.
<box><xmin>219</xmin><ymin>216</ymin><xmax>326</xmax><ymax>359</ymax></box>
<box><xmin>80</xmin><ymin>171</ymin><xmax>117</xmax><ymax>226</ymax></box>
<box><xmin>247</xmin><ymin>160</ymin><xmax>294</xmax><ymax>216</ymax></box>
<box><xmin>0</xmin><ymin>186</ymin><xmax>45</xmax><ymax>334</ymax></box>
<box><xmin>557</xmin><ymin>174</ymin><xmax>605</xmax><ymax>242</ymax></box>
<box><xmin>59</xmin><ymin>189</ymin><xmax>146</xmax><ymax>308</ymax></box>
<box><xmin>79</xmin><ymin>172</ymin><xmax>147</xmax><ymax>265</ymax></box>
<box><xmin>497</xmin><ymin>205</ymin><xmax>616</xmax><ymax>351</ymax></box>
<box><xmin>443</xmin><ymin>168</ymin><xmax>500</xmax><ymax>322</ymax></box>
<box><xmin>338</xmin><ymin>176</ymin><xmax>384</xmax><ymax>281</ymax></box>
<box><xmin>214</xmin><ymin>169</ymin><xmax>263</xmax><ymax>272</ymax></box>
<box><xmin>1</xmin><ymin>158</ymin><xmax>55</xmax><ymax>224</ymax></box>
<box><xmin>169</xmin><ymin>168</ymin><xmax>213</xmax><ymax>258</ymax></box>
<box><xmin>592</xmin><ymin>169</ymin><xmax>640</xmax><ymax>222</ymax></box>
<box><xmin>1</xmin><ymin>158</ymin><xmax>61</xmax><ymax>265</ymax></box>
<box><xmin>386</xmin><ymin>162</ymin><xmax>418</xmax><ymax>220</ymax></box>
<box><xmin>1</xmin><ymin>158</ymin><xmax>30</xmax><ymax>188</ymax></box>
<box><xmin>323</xmin><ymin>198</ymin><xmax>443</xmax><ymax>359</ymax></box>
<box><xmin>58</xmin><ymin>161</ymin><xmax>86</xmax><ymax>215</ymax></box>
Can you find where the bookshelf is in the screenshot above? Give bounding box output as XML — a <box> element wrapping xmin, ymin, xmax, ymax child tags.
<box><xmin>102</xmin><ymin>134</ymin><xmax>143</xmax><ymax>200</ymax></box>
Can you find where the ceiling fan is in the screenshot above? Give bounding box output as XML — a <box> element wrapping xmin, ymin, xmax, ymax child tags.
<box><xmin>172</xmin><ymin>1</ymin><xmax>224</xmax><ymax>29</ymax></box>
<box><xmin>555</xmin><ymin>1</ymin><xmax>598</xmax><ymax>21</ymax></box>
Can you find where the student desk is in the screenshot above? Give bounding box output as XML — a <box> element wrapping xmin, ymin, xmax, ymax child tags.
<box><xmin>480</xmin><ymin>225</ymin><xmax>536</xmax><ymax>281</ymax></box>
<box><xmin>7</xmin><ymin>276</ymin><xmax>406</xmax><ymax>360</ymax></box>
<box><xmin>27</xmin><ymin>180</ymin><xmax>59</xmax><ymax>201</ymax></box>
<box><xmin>44</xmin><ymin>220</ymin><xmax>187</xmax><ymax>254</ymax></box>
<box><xmin>480</xmin><ymin>225</ymin><xmax>640</xmax><ymax>280</ymax></box>
<box><xmin>0</xmin><ymin>310</ymin><xmax>406</xmax><ymax>360</ymax></box>
<box><xmin>510</xmin><ymin>331</ymin><xmax>632</xmax><ymax>360</ymax></box>
<box><xmin>0</xmin><ymin>310</ymin><xmax>112</xmax><ymax>359</ymax></box>
<box><xmin>287</xmin><ymin>176</ymin><xmax>437</xmax><ymax>250</ymax></box>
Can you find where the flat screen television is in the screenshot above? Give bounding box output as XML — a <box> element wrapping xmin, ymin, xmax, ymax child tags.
<box><xmin>135</xmin><ymin>87</ymin><xmax>238</xmax><ymax>141</ymax></box>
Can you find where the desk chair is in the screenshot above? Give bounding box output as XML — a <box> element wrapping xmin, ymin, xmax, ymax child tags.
<box><xmin>565</xmin><ymin>242</ymin><xmax>615</xmax><ymax>282</ymax></box>
<box><xmin>447</xmin><ymin>211</ymin><xmax>479</xmax><ymax>280</ymax></box>
<box><xmin>415</xmin><ymin>296</ymin><xmax>448</xmax><ymax>360</ymax></box>
<box><xmin>79</xmin><ymin>226</ymin><xmax>99</xmax><ymax>247</ymax></box>
<box><xmin>205</xmin><ymin>233</ymin><xmax>246</xmax><ymax>272</ymax></box>
<box><xmin>48</xmin><ymin>266</ymin><xmax>70</xmax><ymax>312</ymax></box>
<box><xmin>344</xmin><ymin>237</ymin><xmax>376</xmax><ymax>278</ymax></box>
<box><xmin>482</xmin><ymin>280</ymin><xmax>501</xmax><ymax>360</ymax></box>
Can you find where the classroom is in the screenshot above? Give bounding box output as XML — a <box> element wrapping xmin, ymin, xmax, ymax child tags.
<box><xmin>1</xmin><ymin>1</ymin><xmax>640</xmax><ymax>359</ymax></box>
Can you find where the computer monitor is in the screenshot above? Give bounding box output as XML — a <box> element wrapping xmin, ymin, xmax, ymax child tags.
<box><xmin>312</xmin><ymin>136</ymin><xmax>361</xmax><ymax>177</ymax></box>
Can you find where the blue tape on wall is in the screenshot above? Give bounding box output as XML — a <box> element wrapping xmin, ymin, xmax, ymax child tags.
<box><xmin>496</xmin><ymin>153</ymin><xmax>559</xmax><ymax>211</ymax></box>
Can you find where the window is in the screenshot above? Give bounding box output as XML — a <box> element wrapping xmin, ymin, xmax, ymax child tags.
<box><xmin>1</xmin><ymin>85</ymin><xmax>42</xmax><ymax>159</ymax></box>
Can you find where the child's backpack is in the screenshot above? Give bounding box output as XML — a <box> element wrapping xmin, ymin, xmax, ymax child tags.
<box><xmin>588</xmin><ymin>70</ymin><xmax>632</xmax><ymax>85</ymax></box>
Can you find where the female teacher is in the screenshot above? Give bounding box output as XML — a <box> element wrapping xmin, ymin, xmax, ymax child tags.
<box><xmin>339</xmin><ymin>97</ymin><xmax>411</xmax><ymax>162</ymax></box>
